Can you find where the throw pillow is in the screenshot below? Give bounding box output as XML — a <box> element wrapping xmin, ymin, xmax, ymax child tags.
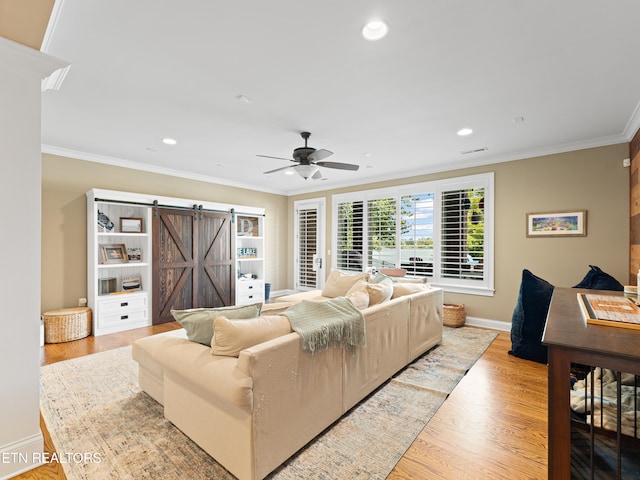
<box><xmin>370</xmin><ymin>272</ymin><xmax>392</xmax><ymax>284</ymax></box>
<box><xmin>509</xmin><ymin>269</ymin><xmax>554</xmax><ymax>364</ymax></box>
<box><xmin>392</xmin><ymin>282</ymin><xmax>427</xmax><ymax>299</ymax></box>
<box><xmin>211</xmin><ymin>314</ymin><xmax>292</xmax><ymax>357</ymax></box>
<box><xmin>344</xmin><ymin>279</ymin><xmax>371</xmax><ymax>309</ymax></box>
<box><xmin>573</xmin><ymin>265</ymin><xmax>624</xmax><ymax>291</ymax></box>
<box><xmin>322</xmin><ymin>270</ymin><xmax>368</xmax><ymax>298</ymax></box>
<box><xmin>366</xmin><ymin>278</ymin><xmax>394</xmax><ymax>305</ymax></box>
<box><xmin>171</xmin><ymin>302</ymin><xmax>262</xmax><ymax>346</ymax></box>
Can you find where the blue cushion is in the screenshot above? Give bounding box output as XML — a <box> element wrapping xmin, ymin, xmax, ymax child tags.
<box><xmin>509</xmin><ymin>269</ymin><xmax>554</xmax><ymax>364</ymax></box>
<box><xmin>573</xmin><ymin>265</ymin><xmax>623</xmax><ymax>292</ymax></box>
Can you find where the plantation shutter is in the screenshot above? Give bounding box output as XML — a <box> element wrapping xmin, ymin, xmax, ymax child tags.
<box><xmin>440</xmin><ymin>187</ymin><xmax>485</xmax><ymax>281</ymax></box>
<box><xmin>367</xmin><ymin>197</ymin><xmax>396</xmax><ymax>269</ymax></box>
<box><xmin>400</xmin><ymin>193</ymin><xmax>435</xmax><ymax>276</ymax></box>
<box><xmin>336</xmin><ymin>200</ymin><xmax>364</xmax><ymax>272</ymax></box>
<box><xmin>297</xmin><ymin>207</ymin><xmax>318</xmax><ymax>288</ymax></box>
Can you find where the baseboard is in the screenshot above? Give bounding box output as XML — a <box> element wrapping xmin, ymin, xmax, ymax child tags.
<box><xmin>464</xmin><ymin>316</ymin><xmax>511</xmax><ymax>332</ymax></box>
<box><xmin>0</xmin><ymin>432</ymin><xmax>45</xmax><ymax>480</ymax></box>
<box><xmin>270</xmin><ymin>289</ymin><xmax>296</xmax><ymax>299</ymax></box>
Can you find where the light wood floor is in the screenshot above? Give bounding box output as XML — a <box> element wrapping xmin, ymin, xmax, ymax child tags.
<box><xmin>14</xmin><ymin>325</ymin><xmax>548</xmax><ymax>480</ymax></box>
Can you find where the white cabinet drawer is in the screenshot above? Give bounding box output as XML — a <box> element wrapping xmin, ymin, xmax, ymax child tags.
<box><xmin>237</xmin><ymin>281</ymin><xmax>263</xmax><ymax>294</ymax></box>
<box><xmin>238</xmin><ymin>291</ymin><xmax>264</xmax><ymax>304</ymax></box>
<box><xmin>237</xmin><ymin>280</ymin><xmax>264</xmax><ymax>304</ymax></box>
<box><xmin>100</xmin><ymin>309</ymin><xmax>148</xmax><ymax>328</ymax></box>
<box><xmin>99</xmin><ymin>294</ymin><xmax>147</xmax><ymax>315</ymax></box>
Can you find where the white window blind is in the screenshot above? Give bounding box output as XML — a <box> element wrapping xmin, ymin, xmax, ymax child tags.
<box><xmin>332</xmin><ymin>173</ymin><xmax>493</xmax><ymax>296</ymax></box>
<box><xmin>297</xmin><ymin>207</ymin><xmax>318</xmax><ymax>288</ymax></box>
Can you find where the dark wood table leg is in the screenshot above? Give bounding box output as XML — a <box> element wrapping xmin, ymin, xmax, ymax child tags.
<box><xmin>547</xmin><ymin>346</ymin><xmax>572</xmax><ymax>479</ymax></box>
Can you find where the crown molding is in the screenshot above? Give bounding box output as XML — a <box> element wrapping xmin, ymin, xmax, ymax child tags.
<box><xmin>41</xmin><ymin>145</ymin><xmax>288</xmax><ymax>196</ymax></box>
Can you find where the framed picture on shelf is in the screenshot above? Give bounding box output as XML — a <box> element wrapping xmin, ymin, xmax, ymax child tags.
<box><xmin>127</xmin><ymin>247</ymin><xmax>142</xmax><ymax>262</ymax></box>
<box><xmin>100</xmin><ymin>244</ymin><xmax>129</xmax><ymax>264</ymax></box>
<box><xmin>120</xmin><ymin>217</ymin><xmax>143</xmax><ymax>233</ymax></box>
<box><xmin>526</xmin><ymin>210</ymin><xmax>587</xmax><ymax>237</ymax></box>
<box><xmin>121</xmin><ymin>273</ymin><xmax>142</xmax><ymax>291</ymax></box>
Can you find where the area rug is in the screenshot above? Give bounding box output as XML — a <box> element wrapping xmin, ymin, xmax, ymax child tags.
<box><xmin>40</xmin><ymin>326</ymin><xmax>497</xmax><ymax>480</ymax></box>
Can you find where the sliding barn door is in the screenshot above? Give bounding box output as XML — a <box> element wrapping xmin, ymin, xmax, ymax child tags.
<box><xmin>152</xmin><ymin>208</ymin><xmax>234</xmax><ymax>324</ymax></box>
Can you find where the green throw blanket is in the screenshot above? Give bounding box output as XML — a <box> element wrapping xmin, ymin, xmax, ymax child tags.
<box><xmin>283</xmin><ymin>297</ymin><xmax>366</xmax><ymax>354</ymax></box>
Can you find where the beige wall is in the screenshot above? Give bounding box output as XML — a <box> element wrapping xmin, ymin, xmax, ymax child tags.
<box><xmin>43</xmin><ymin>144</ymin><xmax>629</xmax><ymax>324</ymax></box>
<box><xmin>41</xmin><ymin>154</ymin><xmax>289</xmax><ymax>312</ymax></box>
<box><xmin>289</xmin><ymin>143</ymin><xmax>630</xmax><ymax>324</ymax></box>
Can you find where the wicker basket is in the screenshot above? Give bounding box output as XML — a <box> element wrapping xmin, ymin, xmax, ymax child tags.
<box><xmin>443</xmin><ymin>303</ymin><xmax>466</xmax><ymax>328</ymax></box>
<box><xmin>43</xmin><ymin>307</ymin><xmax>92</xmax><ymax>343</ymax></box>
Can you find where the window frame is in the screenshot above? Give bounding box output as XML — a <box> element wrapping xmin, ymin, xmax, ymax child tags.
<box><xmin>331</xmin><ymin>172</ymin><xmax>494</xmax><ymax>296</ymax></box>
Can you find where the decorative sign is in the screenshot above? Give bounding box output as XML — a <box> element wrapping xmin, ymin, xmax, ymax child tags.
<box><xmin>237</xmin><ymin>216</ymin><xmax>259</xmax><ymax>236</ymax></box>
<box><xmin>238</xmin><ymin>247</ymin><xmax>257</xmax><ymax>258</ymax></box>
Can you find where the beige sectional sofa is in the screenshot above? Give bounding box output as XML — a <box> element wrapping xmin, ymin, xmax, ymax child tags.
<box><xmin>132</xmin><ymin>276</ymin><xmax>443</xmax><ymax>480</ymax></box>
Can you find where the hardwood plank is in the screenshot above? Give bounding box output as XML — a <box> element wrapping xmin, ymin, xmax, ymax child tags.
<box><xmin>18</xmin><ymin>326</ymin><xmax>549</xmax><ymax>479</ymax></box>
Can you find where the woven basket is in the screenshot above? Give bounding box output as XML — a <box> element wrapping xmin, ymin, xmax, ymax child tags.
<box><xmin>443</xmin><ymin>303</ymin><xmax>466</xmax><ymax>328</ymax></box>
<box><xmin>43</xmin><ymin>307</ymin><xmax>92</xmax><ymax>343</ymax></box>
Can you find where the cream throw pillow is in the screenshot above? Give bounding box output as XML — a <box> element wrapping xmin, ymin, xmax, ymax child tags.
<box><xmin>366</xmin><ymin>278</ymin><xmax>394</xmax><ymax>305</ymax></box>
<box><xmin>392</xmin><ymin>282</ymin><xmax>427</xmax><ymax>299</ymax></box>
<box><xmin>322</xmin><ymin>270</ymin><xmax>368</xmax><ymax>298</ymax></box>
<box><xmin>211</xmin><ymin>314</ymin><xmax>292</xmax><ymax>357</ymax></box>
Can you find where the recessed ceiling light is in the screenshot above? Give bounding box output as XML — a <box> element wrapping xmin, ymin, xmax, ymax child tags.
<box><xmin>235</xmin><ymin>94</ymin><xmax>253</xmax><ymax>104</ymax></box>
<box><xmin>162</xmin><ymin>138</ymin><xmax>177</xmax><ymax>145</ymax></box>
<box><xmin>362</xmin><ymin>20</ymin><xmax>389</xmax><ymax>41</ymax></box>
<box><xmin>457</xmin><ymin>128</ymin><xmax>473</xmax><ymax>136</ymax></box>
<box><xmin>284</xmin><ymin>170</ymin><xmax>295</xmax><ymax>175</ymax></box>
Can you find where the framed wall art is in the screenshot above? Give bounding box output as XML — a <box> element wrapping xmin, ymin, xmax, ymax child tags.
<box><xmin>526</xmin><ymin>210</ymin><xmax>587</xmax><ymax>237</ymax></box>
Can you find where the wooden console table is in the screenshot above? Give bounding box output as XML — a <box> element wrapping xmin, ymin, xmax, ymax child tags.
<box><xmin>542</xmin><ymin>287</ymin><xmax>640</xmax><ymax>479</ymax></box>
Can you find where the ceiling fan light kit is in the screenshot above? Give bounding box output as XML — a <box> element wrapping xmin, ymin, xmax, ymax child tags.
<box><xmin>259</xmin><ymin>131</ymin><xmax>360</xmax><ymax>181</ymax></box>
<box><xmin>294</xmin><ymin>164</ymin><xmax>320</xmax><ymax>179</ymax></box>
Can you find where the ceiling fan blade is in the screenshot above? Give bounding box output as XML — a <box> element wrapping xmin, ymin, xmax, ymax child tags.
<box><xmin>257</xmin><ymin>154</ymin><xmax>296</xmax><ymax>162</ymax></box>
<box><xmin>263</xmin><ymin>165</ymin><xmax>293</xmax><ymax>175</ymax></box>
<box><xmin>315</xmin><ymin>161</ymin><xmax>359</xmax><ymax>171</ymax></box>
<box><xmin>307</xmin><ymin>149</ymin><xmax>333</xmax><ymax>162</ymax></box>
<box><xmin>311</xmin><ymin>169</ymin><xmax>323</xmax><ymax>180</ymax></box>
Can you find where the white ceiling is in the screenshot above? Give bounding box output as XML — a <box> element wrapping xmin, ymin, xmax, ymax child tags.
<box><xmin>41</xmin><ymin>0</ymin><xmax>640</xmax><ymax>196</ymax></box>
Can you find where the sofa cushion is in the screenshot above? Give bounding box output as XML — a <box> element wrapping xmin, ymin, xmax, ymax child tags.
<box><xmin>392</xmin><ymin>282</ymin><xmax>427</xmax><ymax>299</ymax></box>
<box><xmin>212</xmin><ymin>314</ymin><xmax>293</xmax><ymax>357</ymax></box>
<box><xmin>171</xmin><ymin>302</ymin><xmax>262</xmax><ymax>346</ymax></box>
<box><xmin>509</xmin><ymin>269</ymin><xmax>554</xmax><ymax>364</ymax></box>
<box><xmin>366</xmin><ymin>278</ymin><xmax>394</xmax><ymax>305</ymax></box>
<box><xmin>321</xmin><ymin>270</ymin><xmax>368</xmax><ymax>298</ymax></box>
<box><xmin>573</xmin><ymin>265</ymin><xmax>624</xmax><ymax>291</ymax></box>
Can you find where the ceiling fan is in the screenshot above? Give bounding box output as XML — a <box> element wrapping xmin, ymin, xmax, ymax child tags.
<box><xmin>259</xmin><ymin>131</ymin><xmax>359</xmax><ymax>179</ymax></box>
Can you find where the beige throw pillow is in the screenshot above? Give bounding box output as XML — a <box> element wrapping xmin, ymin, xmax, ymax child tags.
<box><xmin>322</xmin><ymin>270</ymin><xmax>368</xmax><ymax>298</ymax></box>
<box><xmin>366</xmin><ymin>278</ymin><xmax>394</xmax><ymax>305</ymax></box>
<box><xmin>211</xmin><ymin>315</ymin><xmax>292</xmax><ymax>357</ymax></box>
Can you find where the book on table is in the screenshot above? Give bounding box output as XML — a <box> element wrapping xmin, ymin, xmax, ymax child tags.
<box><xmin>577</xmin><ymin>293</ymin><xmax>640</xmax><ymax>330</ymax></box>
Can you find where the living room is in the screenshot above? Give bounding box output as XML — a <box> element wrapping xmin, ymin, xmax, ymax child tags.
<box><xmin>2</xmin><ymin>1</ymin><xmax>640</xmax><ymax>479</ymax></box>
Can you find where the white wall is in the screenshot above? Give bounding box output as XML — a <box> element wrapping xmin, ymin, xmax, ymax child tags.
<box><xmin>0</xmin><ymin>37</ymin><xmax>68</xmax><ymax>479</ymax></box>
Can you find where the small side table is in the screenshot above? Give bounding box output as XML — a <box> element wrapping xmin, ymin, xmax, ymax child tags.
<box><xmin>42</xmin><ymin>307</ymin><xmax>92</xmax><ymax>343</ymax></box>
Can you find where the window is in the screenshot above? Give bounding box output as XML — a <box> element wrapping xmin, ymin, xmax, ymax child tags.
<box><xmin>332</xmin><ymin>173</ymin><xmax>493</xmax><ymax>296</ymax></box>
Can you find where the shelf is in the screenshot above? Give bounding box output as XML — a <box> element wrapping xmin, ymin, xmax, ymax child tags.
<box><xmin>98</xmin><ymin>232</ymin><xmax>148</xmax><ymax>237</ymax></box>
<box><xmin>98</xmin><ymin>262</ymin><xmax>149</xmax><ymax>269</ymax></box>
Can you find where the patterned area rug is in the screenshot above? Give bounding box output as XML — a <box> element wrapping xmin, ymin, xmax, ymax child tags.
<box><xmin>40</xmin><ymin>326</ymin><xmax>497</xmax><ymax>479</ymax></box>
